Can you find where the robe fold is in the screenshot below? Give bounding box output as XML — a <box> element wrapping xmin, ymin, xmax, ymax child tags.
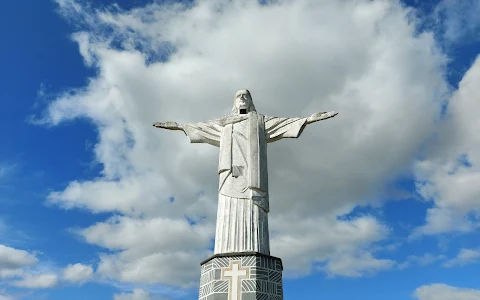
<box><xmin>183</xmin><ymin>112</ymin><xmax>307</xmax><ymax>254</ymax></box>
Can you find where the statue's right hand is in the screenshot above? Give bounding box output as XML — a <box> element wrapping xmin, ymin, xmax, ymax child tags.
<box><xmin>153</xmin><ymin>121</ymin><xmax>180</xmax><ymax>129</ymax></box>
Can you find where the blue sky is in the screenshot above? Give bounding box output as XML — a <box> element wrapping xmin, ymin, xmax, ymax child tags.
<box><xmin>1</xmin><ymin>0</ymin><xmax>480</xmax><ymax>299</ymax></box>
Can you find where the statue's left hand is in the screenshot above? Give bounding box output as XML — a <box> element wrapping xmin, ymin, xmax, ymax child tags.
<box><xmin>307</xmin><ymin>111</ymin><xmax>338</xmax><ymax>123</ymax></box>
<box><xmin>153</xmin><ymin>121</ymin><xmax>183</xmax><ymax>130</ymax></box>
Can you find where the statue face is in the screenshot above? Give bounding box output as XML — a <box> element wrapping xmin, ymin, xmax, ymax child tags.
<box><xmin>235</xmin><ymin>90</ymin><xmax>251</xmax><ymax>112</ymax></box>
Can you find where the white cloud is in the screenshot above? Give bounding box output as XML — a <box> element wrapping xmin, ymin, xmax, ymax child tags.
<box><xmin>82</xmin><ymin>215</ymin><xmax>211</xmax><ymax>287</ymax></box>
<box><xmin>413</xmin><ymin>56</ymin><xmax>480</xmax><ymax>236</ymax></box>
<box><xmin>323</xmin><ymin>251</ymin><xmax>395</xmax><ymax>277</ymax></box>
<box><xmin>0</xmin><ymin>235</ymin><xmax>91</xmax><ymax>290</ymax></box>
<box><xmin>411</xmin><ymin>253</ymin><xmax>446</xmax><ymax>266</ymax></box>
<box><xmin>414</xmin><ymin>284</ymin><xmax>480</xmax><ymax>300</ymax></box>
<box><xmin>10</xmin><ymin>273</ymin><xmax>58</xmax><ymax>289</ymax></box>
<box><xmin>0</xmin><ymin>268</ymin><xmax>24</xmax><ymax>279</ymax></box>
<box><xmin>114</xmin><ymin>289</ymin><xmax>150</xmax><ymax>300</ymax></box>
<box><xmin>444</xmin><ymin>248</ymin><xmax>480</xmax><ymax>267</ymax></box>
<box><xmin>433</xmin><ymin>0</ymin><xmax>480</xmax><ymax>44</ymax></box>
<box><xmin>62</xmin><ymin>263</ymin><xmax>94</xmax><ymax>283</ymax></box>
<box><xmin>0</xmin><ymin>245</ymin><xmax>37</xmax><ymax>270</ymax></box>
<box><xmin>42</xmin><ymin>0</ymin><xmax>449</xmax><ymax>288</ymax></box>
<box><xmin>399</xmin><ymin>253</ymin><xmax>446</xmax><ymax>269</ymax></box>
<box><xmin>0</xmin><ymin>290</ymin><xmax>14</xmax><ymax>300</ymax></box>
<box><xmin>0</xmin><ymin>244</ymin><xmax>55</xmax><ymax>291</ymax></box>
<box><xmin>271</xmin><ymin>215</ymin><xmax>391</xmax><ymax>277</ymax></box>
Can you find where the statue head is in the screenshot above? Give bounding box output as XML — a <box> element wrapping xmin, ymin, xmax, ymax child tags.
<box><xmin>231</xmin><ymin>89</ymin><xmax>257</xmax><ymax>115</ymax></box>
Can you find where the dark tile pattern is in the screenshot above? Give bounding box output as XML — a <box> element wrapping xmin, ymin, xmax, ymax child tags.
<box><xmin>199</xmin><ymin>254</ymin><xmax>283</xmax><ymax>300</ymax></box>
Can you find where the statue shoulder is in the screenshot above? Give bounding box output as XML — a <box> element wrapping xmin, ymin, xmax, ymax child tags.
<box><xmin>263</xmin><ymin>115</ymin><xmax>276</xmax><ymax>122</ymax></box>
<box><xmin>214</xmin><ymin>115</ymin><xmax>249</xmax><ymax>126</ymax></box>
<box><xmin>209</xmin><ymin>116</ymin><xmax>228</xmax><ymax>126</ymax></box>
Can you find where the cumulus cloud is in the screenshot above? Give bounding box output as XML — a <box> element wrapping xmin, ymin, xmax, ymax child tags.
<box><xmin>0</xmin><ymin>244</ymin><xmax>91</xmax><ymax>290</ymax></box>
<box><xmin>62</xmin><ymin>263</ymin><xmax>94</xmax><ymax>283</ymax></box>
<box><xmin>10</xmin><ymin>273</ymin><xmax>58</xmax><ymax>289</ymax></box>
<box><xmin>83</xmin><ymin>215</ymin><xmax>211</xmax><ymax>287</ymax></box>
<box><xmin>114</xmin><ymin>289</ymin><xmax>151</xmax><ymax>300</ymax></box>
<box><xmin>414</xmin><ymin>284</ymin><xmax>480</xmax><ymax>300</ymax></box>
<box><xmin>444</xmin><ymin>248</ymin><xmax>480</xmax><ymax>267</ymax></box>
<box><xmin>323</xmin><ymin>251</ymin><xmax>395</xmax><ymax>277</ymax></box>
<box><xmin>0</xmin><ymin>245</ymin><xmax>37</xmax><ymax>271</ymax></box>
<box><xmin>413</xmin><ymin>56</ymin><xmax>480</xmax><ymax>236</ymax></box>
<box><xmin>271</xmin><ymin>215</ymin><xmax>391</xmax><ymax>276</ymax></box>
<box><xmin>0</xmin><ymin>228</ymin><xmax>95</xmax><ymax>291</ymax></box>
<box><xmin>0</xmin><ymin>268</ymin><xmax>24</xmax><ymax>279</ymax></box>
<box><xmin>0</xmin><ymin>244</ymin><xmax>57</xmax><ymax>291</ymax></box>
<box><xmin>40</xmin><ymin>0</ymin><xmax>450</xmax><ymax>288</ymax></box>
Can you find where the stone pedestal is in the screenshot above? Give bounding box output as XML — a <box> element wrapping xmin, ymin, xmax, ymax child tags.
<box><xmin>198</xmin><ymin>252</ymin><xmax>283</xmax><ymax>300</ymax></box>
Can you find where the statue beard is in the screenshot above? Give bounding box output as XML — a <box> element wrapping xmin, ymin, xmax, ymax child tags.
<box><xmin>235</xmin><ymin>102</ymin><xmax>250</xmax><ymax>115</ymax></box>
<box><xmin>231</xmin><ymin>100</ymin><xmax>256</xmax><ymax>116</ymax></box>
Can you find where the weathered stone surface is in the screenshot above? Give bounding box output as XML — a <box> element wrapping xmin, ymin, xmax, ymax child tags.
<box><xmin>154</xmin><ymin>89</ymin><xmax>337</xmax><ymax>255</ymax></box>
<box><xmin>153</xmin><ymin>89</ymin><xmax>338</xmax><ymax>300</ymax></box>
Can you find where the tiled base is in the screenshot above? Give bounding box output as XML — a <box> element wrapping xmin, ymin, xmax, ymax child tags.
<box><xmin>198</xmin><ymin>252</ymin><xmax>283</xmax><ymax>300</ymax></box>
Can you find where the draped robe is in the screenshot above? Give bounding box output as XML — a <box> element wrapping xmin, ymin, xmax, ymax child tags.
<box><xmin>183</xmin><ymin>112</ymin><xmax>307</xmax><ymax>255</ymax></box>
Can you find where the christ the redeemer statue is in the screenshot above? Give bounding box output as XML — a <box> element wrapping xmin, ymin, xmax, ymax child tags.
<box><xmin>153</xmin><ymin>89</ymin><xmax>337</xmax><ymax>256</ymax></box>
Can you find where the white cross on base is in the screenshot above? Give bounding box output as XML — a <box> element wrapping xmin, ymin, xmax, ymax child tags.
<box><xmin>222</xmin><ymin>261</ymin><xmax>249</xmax><ymax>300</ymax></box>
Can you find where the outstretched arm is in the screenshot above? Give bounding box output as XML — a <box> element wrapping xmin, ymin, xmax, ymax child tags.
<box><xmin>153</xmin><ymin>121</ymin><xmax>185</xmax><ymax>132</ymax></box>
<box><xmin>306</xmin><ymin>111</ymin><xmax>338</xmax><ymax>124</ymax></box>
<box><xmin>265</xmin><ymin>111</ymin><xmax>338</xmax><ymax>143</ymax></box>
<box><xmin>154</xmin><ymin>120</ymin><xmax>223</xmax><ymax>147</ymax></box>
